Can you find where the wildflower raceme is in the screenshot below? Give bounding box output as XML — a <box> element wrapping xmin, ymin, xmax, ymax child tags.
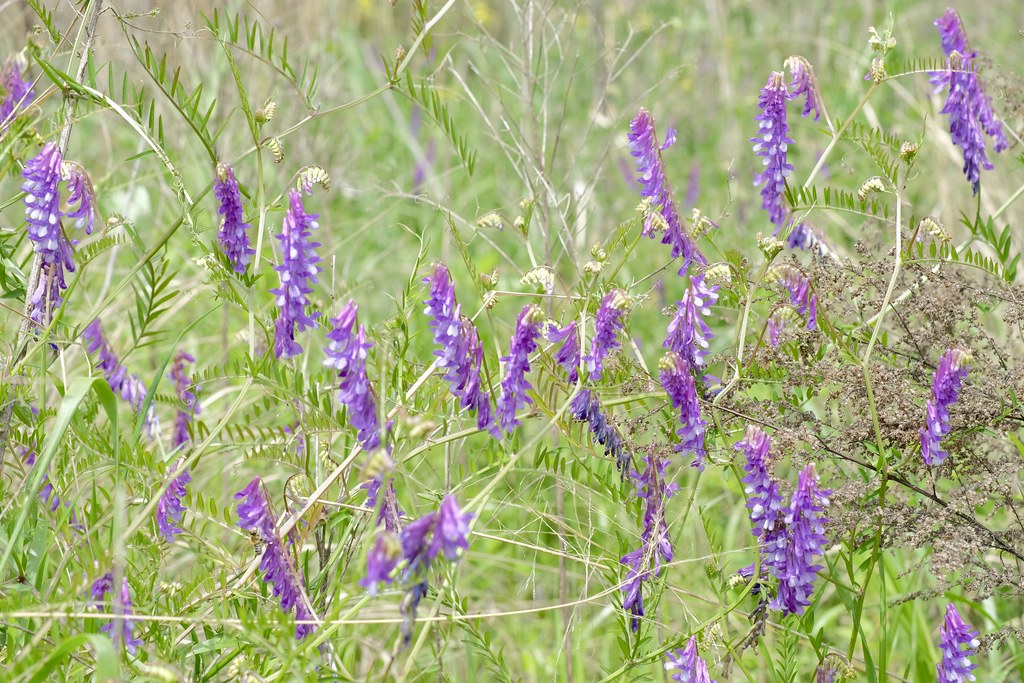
<box><xmin>91</xmin><ymin>573</ymin><xmax>143</xmax><ymax>653</ymax></box>
<box><xmin>930</xmin><ymin>8</ymin><xmax>1008</xmax><ymax>194</ymax></box>
<box><xmin>664</xmin><ymin>636</ymin><xmax>717</xmax><ymax>682</ymax></box>
<box><xmin>272</xmin><ymin>189</ymin><xmax>321</xmax><ymax>358</ymax></box>
<box><xmin>496</xmin><ymin>304</ymin><xmax>543</xmax><ymax>435</ymax></box>
<box><xmin>423</xmin><ymin>263</ymin><xmax>495</xmax><ymax>433</ymax></box>
<box><xmin>768</xmin><ymin>464</ymin><xmax>830</xmax><ymax>615</ymax></box>
<box><xmin>659</xmin><ymin>351</ymin><xmax>707</xmax><ymax>470</ymax></box>
<box><xmin>936</xmin><ymin>603</ymin><xmax>979</xmax><ymax>683</ymax></box>
<box><xmin>584</xmin><ymin>289</ymin><xmax>628</xmax><ymax>381</ymax></box>
<box><xmin>1</xmin><ymin>54</ymin><xmax>34</xmax><ymax>129</ymax></box>
<box><xmin>83</xmin><ymin>319</ymin><xmax>159</xmax><ymax>435</ymax></box>
<box><xmin>628</xmin><ymin>108</ymin><xmax>706</xmax><ymax>272</ymax></box>
<box><xmin>235</xmin><ymin>478</ymin><xmax>317</xmax><ymax>639</ymax></box>
<box><xmin>214</xmin><ymin>162</ymin><xmax>255</xmax><ymax>273</ymax></box>
<box><xmin>751</xmin><ymin>71</ymin><xmax>794</xmax><ymax>231</ymax></box>
<box><xmin>324</xmin><ymin>300</ymin><xmax>382</xmax><ymax>451</ymax></box>
<box><xmin>921</xmin><ymin>348</ymin><xmax>971</xmax><ymax>466</ymax></box>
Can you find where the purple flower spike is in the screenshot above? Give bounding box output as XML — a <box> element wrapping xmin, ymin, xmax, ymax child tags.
<box><xmin>664</xmin><ymin>274</ymin><xmax>719</xmax><ymax>369</ymax></box>
<box><xmin>324</xmin><ymin>301</ymin><xmax>382</xmax><ymax>451</ymax></box>
<box><xmin>659</xmin><ymin>352</ymin><xmax>707</xmax><ymax>470</ymax></box>
<box><xmin>735</xmin><ymin>426</ymin><xmax>784</xmax><ymax>542</ymax></box>
<box><xmin>91</xmin><ymin>573</ymin><xmax>143</xmax><ymax>653</ymax></box>
<box><xmin>1</xmin><ymin>56</ymin><xmax>34</xmax><ymax>129</ymax></box>
<box><xmin>584</xmin><ymin>290</ymin><xmax>629</xmax><ymax>381</ymax></box>
<box><xmin>619</xmin><ymin>449</ymin><xmax>676</xmax><ymax>633</ymax></box>
<box><xmin>235</xmin><ymin>478</ymin><xmax>317</xmax><ymax>639</ymax></box>
<box><xmin>768</xmin><ymin>464</ymin><xmax>830</xmax><ymax>616</ymax></box>
<box><xmin>546</xmin><ymin>321</ymin><xmax>580</xmax><ymax>384</ymax></box>
<box><xmin>665</xmin><ymin>636</ymin><xmax>717</xmax><ymax>682</ymax></box>
<box><xmin>772</xmin><ymin>265</ymin><xmax>817</xmax><ymax>330</ymax></box>
<box><xmin>496</xmin><ymin>305</ymin><xmax>543</xmax><ymax>435</ymax></box>
<box><xmin>428</xmin><ymin>494</ymin><xmax>474</xmax><ymax>561</ymax></box>
<box><xmin>156</xmin><ymin>459</ymin><xmax>191</xmax><ymax>543</ymax></box>
<box><xmin>63</xmin><ymin>162</ymin><xmax>97</xmax><ymax>236</ymax></box>
<box><xmin>930</xmin><ymin>9</ymin><xmax>1008</xmax><ymax>194</ymax></box>
<box><xmin>422</xmin><ymin>263</ymin><xmax>495</xmax><ymax>432</ymax></box>
<box><xmin>170</xmin><ymin>351</ymin><xmax>198</xmax><ymax>449</ymax></box>
<box><xmin>751</xmin><ymin>72</ymin><xmax>795</xmax><ymax>232</ymax></box>
<box><xmin>627</xmin><ymin>108</ymin><xmax>706</xmax><ymax>273</ymax></box>
<box><xmin>785</xmin><ymin>56</ymin><xmax>822</xmax><ymax>122</ymax></box>
<box><xmin>271</xmin><ymin>189</ymin><xmax>321</xmax><ymax>359</ymax></box>
<box><xmin>786</xmin><ymin>223</ymin><xmax>839</xmax><ymax>262</ymax></box>
<box><xmin>937</xmin><ymin>603</ymin><xmax>980</xmax><ymax>683</ymax></box>
<box><xmin>82</xmin><ymin>319</ymin><xmax>160</xmax><ymax>435</ymax></box>
<box><xmin>570</xmin><ymin>389</ymin><xmax>629</xmax><ymax>472</ymax></box>
<box><xmin>22</xmin><ymin>142</ymin><xmax>73</xmax><ymax>325</ymax></box>
<box><xmin>921</xmin><ymin>348</ymin><xmax>971</xmax><ymax>466</ymax></box>
<box><xmin>214</xmin><ymin>163</ymin><xmax>255</xmax><ymax>273</ymax></box>
<box><xmin>360</xmin><ymin>532</ymin><xmax>401</xmax><ymax>594</ymax></box>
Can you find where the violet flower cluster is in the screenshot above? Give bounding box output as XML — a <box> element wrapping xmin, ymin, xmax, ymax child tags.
<box><xmin>63</xmin><ymin>162</ymin><xmax>97</xmax><ymax>236</ymax></box>
<box><xmin>91</xmin><ymin>573</ymin><xmax>143</xmax><ymax>653</ymax></box>
<box><xmin>157</xmin><ymin>352</ymin><xmax>197</xmax><ymax>543</ymax></box>
<box><xmin>22</xmin><ymin>143</ymin><xmax>73</xmax><ymax>326</ymax></box>
<box><xmin>751</xmin><ymin>72</ymin><xmax>795</xmax><ymax>232</ymax></box>
<box><xmin>235</xmin><ymin>478</ymin><xmax>317</xmax><ymax>639</ymax></box>
<box><xmin>271</xmin><ymin>189</ymin><xmax>321</xmax><ymax>359</ymax></box>
<box><xmin>362</xmin><ymin>495</ymin><xmax>473</xmax><ymax>643</ymax></box>
<box><xmin>920</xmin><ymin>348</ymin><xmax>970</xmax><ymax>466</ymax></box>
<box><xmin>937</xmin><ymin>603</ymin><xmax>979</xmax><ymax>683</ymax></box>
<box><xmin>422</xmin><ymin>263</ymin><xmax>495</xmax><ymax>433</ymax></box>
<box><xmin>786</xmin><ymin>222</ymin><xmax>839</xmax><ymax>263</ymax></box>
<box><xmin>324</xmin><ymin>300</ymin><xmax>383</xmax><ymax>452</ymax></box>
<box><xmin>785</xmin><ymin>56</ymin><xmax>822</xmax><ymax>122</ymax></box>
<box><xmin>570</xmin><ymin>389</ymin><xmax>629</xmax><ymax>472</ymax></box>
<box><xmin>736</xmin><ymin>426</ymin><xmax>785</xmax><ymax>545</ymax></box>
<box><xmin>546</xmin><ymin>320</ymin><xmax>580</xmax><ymax>385</ymax></box>
<box><xmin>767</xmin><ymin>464</ymin><xmax>830</xmax><ymax>615</ymax></box>
<box><xmin>772</xmin><ymin>265</ymin><xmax>818</xmax><ymax>331</ymax></box>
<box><xmin>496</xmin><ymin>305</ymin><xmax>543</xmax><ymax>435</ymax></box>
<box><xmin>930</xmin><ymin>9</ymin><xmax>1008</xmax><ymax>195</ymax></box>
<box><xmin>619</xmin><ymin>449</ymin><xmax>677</xmax><ymax>632</ymax></box>
<box><xmin>83</xmin><ymin>319</ymin><xmax>159</xmax><ymax>435</ymax></box>
<box><xmin>1</xmin><ymin>55</ymin><xmax>34</xmax><ymax>129</ymax></box>
<box><xmin>659</xmin><ymin>352</ymin><xmax>707</xmax><ymax>470</ymax></box>
<box><xmin>22</xmin><ymin>445</ymin><xmax>78</xmax><ymax>524</ymax></box>
<box><xmin>627</xmin><ymin>108</ymin><xmax>706</xmax><ymax>273</ymax></box>
<box><xmin>214</xmin><ymin>162</ymin><xmax>255</xmax><ymax>273</ymax></box>
<box><xmin>664</xmin><ymin>636</ymin><xmax>717</xmax><ymax>682</ymax></box>
<box><xmin>584</xmin><ymin>289</ymin><xmax>628</xmax><ymax>381</ymax></box>
<box><xmin>664</xmin><ymin>275</ymin><xmax>719</xmax><ymax>370</ymax></box>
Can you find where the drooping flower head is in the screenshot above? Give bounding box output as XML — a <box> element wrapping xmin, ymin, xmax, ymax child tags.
<box><xmin>768</xmin><ymin>464</ymin><xmax>830</xmax><ymax>615</ymax></box>
<box><xmin>584</xmin><ymin>289</ymin><xmax>629</xmax><ymax>381</ymax></box>
<box><xmin>82</xmin><ymin>320</ymin><xmax>160</xmax><ymax>435</ymax></box>
<box><xmin>785</xmin><ymin>56</ymin><xmax>822</xmax><ymax>122</ymax></box>
<box><xmin>770</xmin><ymin>264</ymin><xmax>817</xmax><ymax>331</ymax></box>
<box><xmin>22</xmin><ymin>142</ymin><xmax>73</xmax><ymax>325</ymax></box>
<box><xmin>156</xmin><ymin>459</ymin><xmax>191</xmax><ymax>543</ymax></box>
<box><xmin>664</xmin><ymin>636</ymin><xmax>717</xmax><ymax>682</ymax></box>
<box><xmin>735</xmin><ymin>426</ymin><xmax>785</xmax><ymax>542</ymax></box>
<box><xmin>62</xmin><ymin>161</ymin><xmax>97</xmax><ymax>236</ymax></box>
<box><xmin>930</xmin><ymin>9</ymin><xmax>1008</xmax><ymax>194</ymax></box>
<box><xmin>659</xmin><ymin>352</ymin><xmax>707</xmax><ymax>470</ymax></box>
<box><xmin>422</xmin><ymin>263</ymin><xmax>495</xmax><ymax>432</ymax></box>
<box><xmin>546</xmin><ymin>321</ymin><xmax>580</xmax><ymax>385</ymax></box>
<box><xmin>1</xmin><ymin>55</ymin><xmax>34</xmax><ymax>129</ymax></box>
<box><xmin>169</xmin><ymin>351</ymin><xmax>198</xmax><ymax>449</ymax></box>
<box><xmin>361</xmin><ymin>531</ymin><xmax>402</xmax><ymax>594</ymax></box>
<box><xmin>570</xmin><ymin>388</ymin><xmax>629</xmax><ymax>472</ymax></box>
<box><xmin>91</xmin><ymin>573</ymin><xmax>143</xmax><ymax>653</ymax></box>
<box><xmin>619</xmin><ymin>448</ymin><xmax>677</xmax><ymax>632</ymax></box>
<box><xmin>627</xmin><ymin>108</ymin><xmax>706</xmax><ymax>273</ymax></box>
<box><xmin>235</xmin><ymin>478</ymin><xmax>317</xmax><ymax>639</ymax></box>
<box><xmin>664</xmin><ymin>274</ymin><xmax>719</xmax><ymax>369</ymax></box>
<box><xmin>496</xmin><ymin>304</ymin><xmax>543</xmax><ymax>435</ymax></box>
<box><xmin>398</xmin><ymin>494</ymin><xmax>474</xmax><ymax>579</ymax></box>
<box><xmin>786</xmin><ymin>222</ymin><xmax>839</xmax><ymax>262</ymax></box>
<box><xmin>324</xmin><ymin>300</ymin><xmax>382</xmax><ymax>452</ymax></box>
<box><xmin>937</xmin><ymin>603</ymin><xmax>980</xmax><ymax>683</ymax></box>
<box><xmin>271</xmin><ymin>189</ymin><xmax>321</xmax><ymax>359</ymax></box>
<box><xmin>920</xmin><ymin>348</ymin><xmax>971</xmax><ymax>466</ymax></box>
<box><xmin>214</xmin><ymin>162</ymin><xmax>255</xmax><ymax>273</ymax></box>
<box><xmin>751</xmin><ymin>72</ymin><xmax>795</xmax><ymax>232</ymax></box>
